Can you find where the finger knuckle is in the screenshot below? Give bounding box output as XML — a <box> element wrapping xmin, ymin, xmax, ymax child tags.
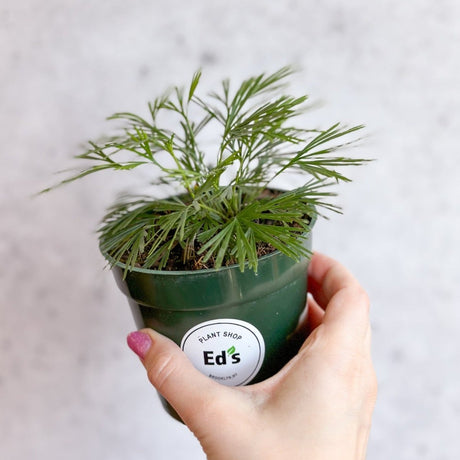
<box><xmin>366</xmin><ymin>367</ymin><xmax>379</xmax><ymax>402</ymax></box>
<box><xmin>350</xmin><ymin>286</ymin><xmax>370</xmax><ymax>312</ymax></box>
<box><xmin>147</xmin><ymin>352</ymin><xmax>177</xmax><ymax>392</ymax></box>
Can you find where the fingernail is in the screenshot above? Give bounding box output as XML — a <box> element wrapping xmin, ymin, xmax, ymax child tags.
<box><xmin>127</xmin><ymin>331</ymin><xmax>152</xmax><ymax>359</ymax></box>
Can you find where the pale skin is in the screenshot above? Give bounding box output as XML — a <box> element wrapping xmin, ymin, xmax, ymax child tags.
<box><xmin>127</xmin><ymin>253</ymin><xmax>378</xmax><ymax>460</ymax></box>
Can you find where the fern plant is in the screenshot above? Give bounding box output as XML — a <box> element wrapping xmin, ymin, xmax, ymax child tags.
<box><xmin>44</xmin><ymin>67</ymin><xmax>368</xmax><ymax>273</ymax></box>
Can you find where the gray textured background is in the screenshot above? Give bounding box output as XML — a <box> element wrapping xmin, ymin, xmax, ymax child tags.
<box><xmin>1</xmin><ymin>1</ymin><xmax>459</xmax><ymax>459</ymax></box>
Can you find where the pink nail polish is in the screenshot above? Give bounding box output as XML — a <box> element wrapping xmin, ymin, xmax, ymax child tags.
<box><xmin>127</xmin><ymin>331</ymin><xmax>152</xmax><ymax>359</ymax></box>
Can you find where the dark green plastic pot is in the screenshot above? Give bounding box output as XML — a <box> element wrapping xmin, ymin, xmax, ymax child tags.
<box><xmin>109</xmin><ymin>220</ymin><xmax>315</xmax><ymax>421</ymax></box>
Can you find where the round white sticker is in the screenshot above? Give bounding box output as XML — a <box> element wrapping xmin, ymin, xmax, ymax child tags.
<box><xmin>181</xmin><ymin>319</ymin><xmax>265</xmax><ymax>386</ymax></box>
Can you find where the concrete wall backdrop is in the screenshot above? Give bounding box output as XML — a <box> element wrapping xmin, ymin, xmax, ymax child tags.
<box><xmin>1</xmin><ymin>1</ymin><xmax>459</xmax><ymax>459</ymax></box>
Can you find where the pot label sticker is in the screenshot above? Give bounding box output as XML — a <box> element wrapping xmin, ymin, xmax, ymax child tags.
<box><xmin>181</xmin><ymin>319</ymin><xmax>265</xmax><ymax>386</ymax></box>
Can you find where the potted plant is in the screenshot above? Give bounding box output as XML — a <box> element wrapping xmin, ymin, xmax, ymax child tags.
<box><xmin>43</xmin><ymin>67</ymin><xmax>367</xmax><ymax>419</ymax></box>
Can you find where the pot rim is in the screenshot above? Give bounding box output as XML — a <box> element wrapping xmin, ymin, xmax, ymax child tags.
<box><xmin>102</xmin><ymin>211</ymin><xmax>317</xmax><ymax>276</ymax></box>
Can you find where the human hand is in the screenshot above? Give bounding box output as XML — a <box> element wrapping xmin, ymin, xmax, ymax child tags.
<box><xmin>127</xmin><ymin>253</ymin><xmax>377</xmax><ymax>460</ymax></box>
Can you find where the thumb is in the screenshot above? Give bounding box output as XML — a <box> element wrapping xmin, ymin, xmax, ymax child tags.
<box><xmin>127</xmin><ymin>329</ymin><xmax>223</xmax><ymax>424</ymax></box>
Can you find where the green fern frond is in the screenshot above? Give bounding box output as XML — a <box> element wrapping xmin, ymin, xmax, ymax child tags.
<box><xmin>43</xmin><ymin>67</ymin><xmax>369</xmax><ymax>272</ymax></box>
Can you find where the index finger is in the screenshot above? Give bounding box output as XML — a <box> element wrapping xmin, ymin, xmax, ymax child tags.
<box><xmin>308</xmin><ymin>252</ymin><xmax>370</xmax><ymax>340</ymax></box>
<box><xmin>308</xmin><ymin>252</ymin><xmax>357</xmax><ymax>308</ymax></box>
